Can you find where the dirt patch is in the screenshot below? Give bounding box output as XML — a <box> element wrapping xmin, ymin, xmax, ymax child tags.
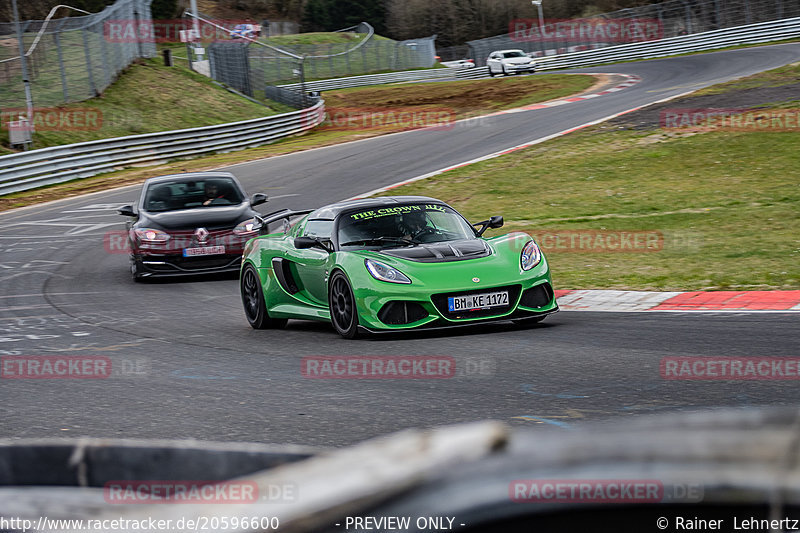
<box><xmin>325</xmin><ymin>75</ymin><xmax>594</xmax><ymax>114</ymax></box>
<box><xmin>576</xmin><ymin>73</ymin><xmax>615</xmax><ymax>95</ymax></box>
<box><xmin>608</xmin><ymin>82</ymin><xmax>800</xmax><ymax>130</ymax></box>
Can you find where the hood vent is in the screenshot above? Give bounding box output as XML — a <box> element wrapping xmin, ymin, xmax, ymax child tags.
<box><xmin>379</xmin><ymin>240</ymin><xmax>490</xmax><ymax>263</ymax></box>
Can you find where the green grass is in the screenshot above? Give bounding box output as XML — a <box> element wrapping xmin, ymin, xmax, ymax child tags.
<box><xmin>0</xmin><ymin>55</ymin><xmax>291</xmax><ymax>155</ymax></box>
<box><xmin>693</xmin><ymin>60</ymin><xmax>800</xmax><ymax>95</ymax></box>
<box><xmin>376</xmin><ymin>67</ymin><xmax>800</xmax><ymax>291</ymax></box>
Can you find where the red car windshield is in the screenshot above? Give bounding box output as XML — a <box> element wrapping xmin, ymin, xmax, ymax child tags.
<box><xmin>143</xmin><ymin>178</ymin><xmax>244</xmax><ymax>212</ymax></box>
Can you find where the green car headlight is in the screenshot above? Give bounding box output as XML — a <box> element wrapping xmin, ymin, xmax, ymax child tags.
<box><xmin>365</xmin><ymin>259</ymin><xmax>411</xmax><ymax>284</ymax></box>
<box><xmin>521</xmin><ymin>240</ymin><xmax>542</xmax><ymax>270</ymax></box>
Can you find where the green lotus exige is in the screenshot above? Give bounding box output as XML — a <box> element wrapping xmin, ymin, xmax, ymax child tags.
<box><xmin>240</xmin><ymin>196</ymin><xmax>558</xmax><ymax>338</ymax></box>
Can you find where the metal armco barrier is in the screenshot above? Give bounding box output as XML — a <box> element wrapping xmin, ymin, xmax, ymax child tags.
<box><xmin>276</xmin><ymin>66</ymin><xmax>490</xmax><ymax>93</ymax></box>
<box><xmin>0</xmin><ymin>102</ymin><xmax>325</xmax><ymax>196</ymax></box>
<box><xmin>278</xmin><ymin>68</ymin><xmax>458</xmax><ymax>92</ymax></box>
<box><xmin>533</xmin><ymin>17</ymin><xmax>800</xmax><ymax>70</ymax></box>
<box><xmin>278</xmin><ymin>17</ymin><xmax>800</xmax><ymax>91</ymax></box>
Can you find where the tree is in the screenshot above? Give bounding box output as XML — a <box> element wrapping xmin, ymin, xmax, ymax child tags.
<box><xmin>301</xmin><ymin>0</ymin><xmax>332</xmax><ymax>31</ymax></box>
<box><xmin>301</xmin><ymin>0</ymin><xmax>386</xmax><ymax>32</ymax></box>
<box><xmin>151</xmin><ymin>0</ymin><xmax>179</xmax><ymax>19</ymax></box>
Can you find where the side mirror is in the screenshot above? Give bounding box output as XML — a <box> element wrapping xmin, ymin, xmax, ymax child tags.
<box><xmin>294</xmin><ymin>236</ymin><xmax>317</xmax><ymax>249</ymax></box>
<box><xmin>294</xmin><ymin>236</ymin><xmax>332</xmax><ymax>252</ymax></box>
<box><xmin>250</xmin><ymin>193</ymin><xmax>268</xmax><ymax>207</ymax></box>
<box><xmin>474</xmin><ymin>215</ymin><xmax>504</xmax><ymax>236</ymax></box>
<box><xmin>488</xmin><ymin>215</ymin><xmax>504</xmax><ymax>229</ymax></box>
<box><xmin>118</xmin><ymin>205</ymin><xmax>136</xmax><ymax>217</ymax></box>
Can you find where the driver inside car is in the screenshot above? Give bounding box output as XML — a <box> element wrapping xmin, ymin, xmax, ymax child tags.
<box><xmin>400</xmin><ymin>211</ymin><xmax>431</xmax><ymax>241</ymax></box>
<box><xmin>202</xmin><ymin>181</ymin><xmax>226</xmax><ymax>206</ymax></box>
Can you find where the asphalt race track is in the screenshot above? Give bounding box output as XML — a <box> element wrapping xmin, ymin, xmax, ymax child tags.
<box><xmin>1</xmin><ymin>44</ymin><xmax>799</xmax><ymax>447</ymax></box>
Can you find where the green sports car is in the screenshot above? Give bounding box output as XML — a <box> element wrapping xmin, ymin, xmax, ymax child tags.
<box><xmin>240</xmin><ymin>196</ymin><xmax>558</xmax><ymax>338</ymax></box>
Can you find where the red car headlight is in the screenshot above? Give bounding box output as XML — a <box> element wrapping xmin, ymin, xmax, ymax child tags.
<box><xmin>134</xmin><ymin>228</ymin><xmax>170</xmax><ymax>245</ymax></box>
<box><xmin>233</xmin><ymin>218</ymin><xmax>258</xmax><ymax>236</ymax></box>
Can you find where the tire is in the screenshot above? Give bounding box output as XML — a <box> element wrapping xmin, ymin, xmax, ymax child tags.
<box><xmin>513</xmin><ymin>316</ymin><xmax>546</xmax><ymax>328</ymax></box>
<box><xmin>488</xmin><ymin>66</ymin><xmax>495</xmax><ymax>77</ymax></box>
<box><xmin>241</xmin><ymin>264</ymin><xmax>287</xmax><ymax>330</ymax></box>
<box><xmin>328</xmin><ymin>271</ymin><xmax>359</xmax><ymax>339</ymax></box>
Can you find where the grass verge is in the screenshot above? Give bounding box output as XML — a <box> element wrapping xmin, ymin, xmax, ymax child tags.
<box><xmin>376</xmin><ymin>65</ymin><xmax>800</xmax><ymax>291</ymax></box>
<box><xmin>0</xmin><ymin>56</ymin><xmax>291</xmax><ymax>156</ymax></box>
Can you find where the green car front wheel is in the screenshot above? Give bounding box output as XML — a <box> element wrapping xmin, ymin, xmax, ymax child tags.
<box><xmin>241</xmin><ymin>264</ymin><xmax>287</xmax><ymax>330</ymax></box>
<box><xmin>329</xmin><ymin>271</ymin><xmax>359</xmax><ymax>339</ymax></box>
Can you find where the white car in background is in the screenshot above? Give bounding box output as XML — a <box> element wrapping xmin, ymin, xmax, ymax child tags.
<box><xmin>487</xmin><ymin>49</ymin><xmax>536</xmax><ymax>76</ymax></box>
<box><xmin>441</xmin><ymin>59</ymin><xmax>476</xmax><ymax>68</ymax></box>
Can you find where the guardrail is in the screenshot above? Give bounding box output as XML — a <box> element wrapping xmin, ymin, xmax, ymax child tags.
<box><xmin>534</xmin><ymin>17</ymin><xmax>800</xmax><ymax>70</ymax></box>
<box><xmin>455</xmin><ymin>67</ymin><xmax>491</xmax><ymax>79</ymax></box>
<box><xmin>0</xmin><ymin>101</ymin><xmax>325</xmax><ymax>196</ymax></box>
<box><xmin>278</xmin><ymin>68</ymin><xmax>457</xmax><ymax>92</ymax></box>
<box><xmin>277</xmin><ymin>17</ymin><xmax>800</xmax><ymax>91</ymax></box>
<box><xmin>276</xmin><ymin>66</ymin><xmax>490</xmax><ymax>93</ymax></box>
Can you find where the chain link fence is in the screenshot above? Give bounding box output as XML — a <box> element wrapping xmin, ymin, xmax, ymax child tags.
<box><xmin>204</xmin><ymin>20</ymin><xmax>438</xmax><ymax>108</ymax></box>
<box><xmin>0</xmin><ymin>0</ymin><xmax>156</xmax><ymax>111</ymax></box>
<box><xmin>468</xmin><ymin>0</ymin><xmax>800</xmax><ymax>66</ymax></box>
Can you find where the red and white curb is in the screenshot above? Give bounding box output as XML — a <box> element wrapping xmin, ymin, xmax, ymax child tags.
<box><xmin>555</xmin><ymin>290</ymin><xmax>800</xmax><ymax>312</ymax></box>
<box><xmin>505</xmin><ymin>74</ymin><xmax>642</xmax><ymax>113</ymax></box>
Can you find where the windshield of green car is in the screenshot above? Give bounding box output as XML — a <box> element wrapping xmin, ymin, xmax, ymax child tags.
<box><xmin>337</xmin><ymin>203</ymin><xmax>477</xmax><ymax>249</ymax></box>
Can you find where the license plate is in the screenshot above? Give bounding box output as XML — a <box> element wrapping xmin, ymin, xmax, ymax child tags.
<box><xmin>448</xmin><ymin>291</ymin><xmax>509</xmax><ymax>312</ymax></box>
<box><xmin>183</xmin><ymin>246</ymin><xmax>225</xmax><ymax>257</ymax></box>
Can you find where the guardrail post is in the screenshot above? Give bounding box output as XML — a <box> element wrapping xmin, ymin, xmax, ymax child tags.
<box><xmin>132</xmin><ymin>0</ymin><xmax>144</xmax><ymax>58</ymax></box>
<box><xmin>11</xmin><ymin>0</ymin><xmax>35</xmax><ymax>148</ymax></box>
<box><xmin>299</xmin><ymin>57</ymin><xmax>308</xmax><ymax>109</ymax></box>
<box><xmin>361</xmin><ymin>43</ymin><xmax>367</xmax><ymax>72</ymax></box>
<box><xmin>99</xmin><ymin>22</ymin><xmax>112</xmax><ymax>88</ymax></box>
<box><xmin>82</xmin><ymin>29</ymin><xmax>98</xmax><ymax>96</ymax></box>
<box><xmin>683</xmin><ymin>0</ymin><xmax>693</xmax><ymax>34</ymax></box>
<box><xmin>54</xmin><ymin>31</ymin><xmax>69</xmax><ymax>103</ymax></box>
